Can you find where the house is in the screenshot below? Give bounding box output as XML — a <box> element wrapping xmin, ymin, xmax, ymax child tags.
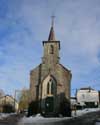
<box><xmin>99</xmin><ymin>91</ymin><xmax>100</xmax><ymax>106</ymax></box>
<box><xmin>76</xmin><ymin>87</ymin><xmax>99</xmax><ymax>108</ymax></box>
<box><xmin>0</xmin><ymin>95</ymin><xmax>18</xmax><ymax>113</ymax></box>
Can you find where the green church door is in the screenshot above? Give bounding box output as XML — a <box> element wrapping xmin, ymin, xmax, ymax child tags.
<box><xmin>45</xmin><ymin>96</ymin><xmax>54</xmax><ymax>113</ymax></box>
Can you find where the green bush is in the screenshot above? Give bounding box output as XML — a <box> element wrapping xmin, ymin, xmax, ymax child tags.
<box><xmin>27</xmin><ymin>101</ymin><xmax>39</xmax><ymax>117</ymax></box>
<box><xmin>59</xmin><ymin>98</ymin><xmax>71</xmax><ymax>117</ymax></box>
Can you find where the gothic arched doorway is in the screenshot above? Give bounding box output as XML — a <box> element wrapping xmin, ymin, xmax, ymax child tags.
<box><xmin>41</xmin><ymin>75</ymin><xmax>57</xmax><ymax>115</ymax></box>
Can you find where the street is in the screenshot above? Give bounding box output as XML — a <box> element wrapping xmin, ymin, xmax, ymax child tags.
<box><xmin>0</xmin><ymin>111</ymin><xmax>100</xmax><ymax>125</ymax></box>
<box><xmin>0</xmin><ymin>114</ymin><xmax>23</xmax><ymax>125</ymax></box>
<box><xmin>61</xmin><ymin>110</ymin><xmax>100</xmax><ymax>125</ymax></box>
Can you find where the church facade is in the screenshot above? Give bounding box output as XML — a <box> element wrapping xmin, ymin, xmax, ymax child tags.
<box><xmin>29</xmin><ymin>20</ymin><xmax>72</xmax><ymax>116</ymax></box>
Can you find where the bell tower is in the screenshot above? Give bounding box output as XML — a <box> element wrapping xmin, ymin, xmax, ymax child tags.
<box><xmin>42</xmin><ymin>16</ymin><xmax>60</xmax><ymax>66</ymax></box>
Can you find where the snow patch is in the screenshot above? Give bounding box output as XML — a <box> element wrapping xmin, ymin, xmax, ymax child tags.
<box><xmin>18</xmin><ymin>108</ymin><xmax>100</xmax><ymax>124</ymax></box>
<box><xmin>0</xmin><ymin>113</ymin><xmax>16</xmax><ymax>120</ymax></box>
<box><xmin>19</xmin><ymin>114</ymin><xmax>71</xmax><ymax>124</ymax></box>
<box><xmin>72</xmin><ymin>108</ymin><xmax>100</xmax><ymax>117</ymax></box>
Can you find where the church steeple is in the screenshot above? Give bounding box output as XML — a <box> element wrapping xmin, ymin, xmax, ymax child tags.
<box><xmin>42</xmin><ymin>16</ymin><xmax>60</xmax><ymax>65</ymax></box>
<box><xmin>48</xmin><ymin>16</ymin><xmax>56</xmax><ymax>41</ymax></box>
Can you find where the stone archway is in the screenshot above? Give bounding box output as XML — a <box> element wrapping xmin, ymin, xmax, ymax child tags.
<box><xmin>41</xmin><ymin>75</ymin><xmax>57</xmax><ymax>114</ymax></box>
<box><xmin>42</xmin><ymin>75</ymin><xmax>57</xmax><ymax>99</ymax></box>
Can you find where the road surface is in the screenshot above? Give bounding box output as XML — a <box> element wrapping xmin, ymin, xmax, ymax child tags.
<box><xmin>0</xmin><ymin>110</ymin><xmax>100</xmax><ymax>125</ymax></box>
<box><xmin>62</xmin><ymin>110</ymin><xmax>100</xmax><ymax>125</ymax></box>
<box><xmin>0</xmin><ymin>114</ymin><xmax>23</xmax><ymax>125</ymax></box>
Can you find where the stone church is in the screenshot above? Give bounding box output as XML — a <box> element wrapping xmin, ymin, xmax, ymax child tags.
<box><xmin>29</xmin><ymin>19</ymin><xmax>72</xmax><ymax>116</ymax></box>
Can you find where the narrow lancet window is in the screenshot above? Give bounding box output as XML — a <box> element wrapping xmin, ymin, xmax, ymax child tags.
<box><xmin>51</xmin><ymin>82</ymin><xmax>54</xmax><ymax>94</ymax></box>
<box><xmin>50</xmin><ymin>45</ymin><xmax>54</xmax><ymax>54</ymax></box>
<box><xmin>47</xmin><ymin>82</ymin><xmax>50</xmax><ymax>94</ymax></box>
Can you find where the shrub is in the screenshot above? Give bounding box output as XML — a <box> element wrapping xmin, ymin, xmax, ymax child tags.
<box><xmin>27</xmin><ymin>101</ymin><xmax>38</xmax><ymax>117</ymax></box>
<box><xmin>59</xmin><ymin>98</ymin><xmax>71</xmax><ymax>117</ymax></box>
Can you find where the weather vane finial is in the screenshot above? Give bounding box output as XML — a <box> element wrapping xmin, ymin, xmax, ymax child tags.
<box><xmin>51</xmin><ymin>15</ymin><xmax>55</xmax><ymax>27</ymax></box>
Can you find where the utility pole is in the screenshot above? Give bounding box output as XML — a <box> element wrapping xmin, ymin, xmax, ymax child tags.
<box><xmin>14</xmin><ymin>89</ymin><xmax>21</xmax><ymax>112</ymax></box>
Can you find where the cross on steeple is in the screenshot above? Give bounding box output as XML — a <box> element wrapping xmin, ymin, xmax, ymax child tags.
<box><xmin>51</xmin><ymin>15</ymin><xmax>55</xmax><ymax>27</ymax></box>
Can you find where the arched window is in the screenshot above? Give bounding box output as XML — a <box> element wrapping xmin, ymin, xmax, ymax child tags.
<box><xmin>50</xmin><ymin>45</ymin><xmax>54</xmax><ymax>54</ymax></box>
<box><xmin>47</xmin><ymin>80</ymin><xmax>52</xmax><ymax>95</ymax></box>
<box><xmin>47</xmin><ymin>79</ymin><xmax>56</xmax><ymax>95</ymax></box>
<box><xmin>47</xmin><ymin>82</ymin><xmax>50</xmax><ymax>94</ymax></box>
<box><xmin>51</xmin><ymin>82</ymin><xmax>54</xmax><ymax>94</ymax></box>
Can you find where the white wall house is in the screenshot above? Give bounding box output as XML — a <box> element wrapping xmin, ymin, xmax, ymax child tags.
<box><xmin>76</xmin><ymin>87</ymin><xmax>99</xmax><ymax>107</ymax></box>
<box><xmin>0</xmin><ymin>95</ymin><xmax>19</xmax><ymax>112</ymax></box>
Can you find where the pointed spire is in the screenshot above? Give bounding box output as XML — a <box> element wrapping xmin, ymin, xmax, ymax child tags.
<box><xmin>48</xmin><ymin>15</ymin><xmax>56</xmax><ymax>41</ymax></box>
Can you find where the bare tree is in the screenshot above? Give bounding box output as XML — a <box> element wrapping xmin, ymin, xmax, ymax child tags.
<box><xmin>18</xmin><ymin>88</ymin><xmax>30</xmax><ymax>111</ymax></box>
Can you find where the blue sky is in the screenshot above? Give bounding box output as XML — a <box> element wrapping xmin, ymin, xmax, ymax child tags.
<box><xmin>0</xmin><ymin>0</ymin><xmax>100</xmax><ymax>96</ymax></box>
